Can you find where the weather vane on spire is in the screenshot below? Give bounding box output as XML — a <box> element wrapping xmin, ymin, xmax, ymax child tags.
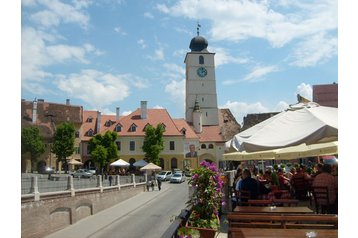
<box><xmin>197</xmin><ymin>22</ymin><xmax>201</xmax><ymax>36</ymax></box>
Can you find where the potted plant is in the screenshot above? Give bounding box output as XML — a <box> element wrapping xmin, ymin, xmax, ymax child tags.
<box><xmin>179</xmin><ymin>161</ymin><xmax>224</xmax><ymax>238</ymax></box>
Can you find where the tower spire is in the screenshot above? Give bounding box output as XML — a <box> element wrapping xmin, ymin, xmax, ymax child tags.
<box><xmin>197</xmin><ymin>22</ymin><xmax>201</xmax><ymax>36</ymax></box>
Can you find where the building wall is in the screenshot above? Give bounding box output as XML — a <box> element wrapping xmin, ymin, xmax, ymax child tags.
<box><xmin>312</xmin><ymin>83</ymin><xmax>338</xmax><ymax>107</ymax></box>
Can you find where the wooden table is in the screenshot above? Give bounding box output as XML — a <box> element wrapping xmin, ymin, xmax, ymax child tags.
<box><xmin>231</xmin><ymin>228</ymin><xmax>338</xmax><ymax>238</ymax></box>
<box><xmin>234</xmin><ymin>206</ymin><xmax>313</xmax><ymax>214</ymax></box>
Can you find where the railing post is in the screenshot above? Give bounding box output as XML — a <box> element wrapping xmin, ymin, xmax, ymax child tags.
<box><xmin>117</xmin><ymin>175</ymin><xmax>121</xmax><ymax>190</ymax></box>
<box><xmin>31</xmin><ymin>176</ymin><xmax>40</xmax><ymax>201</ymax></box>
<box><xmin>68</xmin><ymin>176</ymin><xmax>75</xmax><ymax>197</ymax></box>
<box><xmin>97</xmin><ymin>175</ymin><xmax>103</xmax><ymax>193</ymax></box>
<box><xmin>132</xmin><ymin>174</ymin><xmax>136</xmax><ymax>188</ymax></box>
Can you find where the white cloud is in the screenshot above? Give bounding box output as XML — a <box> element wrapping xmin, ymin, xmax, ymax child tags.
<box><xmin>274</xmin><ymin>101</ymin><xmax>290</xmax><ymax>112</ymax></box>
<box><xmin>122</xmin><ymin>111</ymin><xmax>132</xmax><ymax>116</ymax></box>
<box><xmin>29</xmin><ymin>0</ymin><xmax>90</xmax><ymax>28</ymax></box>
<box><xmin>153</xmin><ymin>105</ymin><xmax>164</xmax><ymax>109</ymax></box>
<box><xmin>289</xmin><ymin>33</ymin><xmax>337</xmax><ymax>67</ymax></box>
<box><xmin>137</xmin><ymin>39</ymin><xmax>147</xmax><ymax>49</ymax></box>
<box><xmin>296</xmin><ymin>83</ymin><xmax>313</xmax><ymax>101</ymax></box>
<box><xmin>243</xmin><ymin>65</ymin><xmax>279</xmax><ymax>82</ymax></box>
<box><xmin>55</xmin><ymin>69</ymin><xmax>131</xmax><ymax>108</ymax></box>
<box><xmin>164</xmin><ymin>79</ymin><xmax>185</xmax><ymax>108</ymax></box>
<box><xmin>158</xmin><ymin>0</ymin><xmax>336</xmax><ymax>46</ymax></box>
<box><xmin>210</xmin><ymin>47</ymin><xmax>250</xmax><ymax>67</ymax></box>
<box><xmin>144</xmin><ymin>12</ymin><xmax>154</xmax><ymax>19</ymax></box>
<box><xmin>114</xmin><ymin>26</ymin><xmax>127</xmax><ymax>35</ymax></box>
<box><xmin>147</xmin><ymin>48</ymin><xmax>165</xmax><ymax>61</ymax></box>
<box><xmin>221</xmin><ymin>100</ymin><xmax>269</xmax><ymax>125</ymax></box>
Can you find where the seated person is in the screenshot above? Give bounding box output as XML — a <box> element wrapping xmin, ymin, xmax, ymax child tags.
<box><xmin>238</xmin><ymin>169</ymin><xmax>260</xmax><ymax>202</ymax></box>
<box><xmin>278</xmin><ymin>168</ymin><xmax>291</xmax><ymax>190</ymax></box>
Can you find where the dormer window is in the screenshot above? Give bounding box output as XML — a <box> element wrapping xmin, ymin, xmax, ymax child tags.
<box><xmin>87</xmin><ymin>129</ymin><xmax>94</xmax><ymax>136</ymax></box>
<box><xmin>181</xmin><ymin>128</ymin><xmax>186</xmax><ymax>135</ymax></box>
<box><xmin>115</xmin><ymin>123</ymin><xmax>122</xmax><ymax>132</ymax></box>
<box><xmin>129</xmin><ymin>123</ymin><xmax>137</xmax><ymax>132</ymax></box>
<box><xmin>143</xmin><ymin>123</ymin><xmax>152</xmax><ymax>131</ymax></box>
<box><xmin>105</xmin><ymin>120</ymin><xmax>114</xmax><ymax>127</ymax></box>
<box><xmin>87</xmin><ymin>116</ymin><xmax>93</xmax><ymax>123</ymax></box>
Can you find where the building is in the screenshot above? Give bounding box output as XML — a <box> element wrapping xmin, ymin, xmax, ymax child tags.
<box><xmin>312</xmin><ymin>83</ymin><xmax>338</xmax><ymax>108</ymax></box>
<box><xmin>21</xmin><ymin>99</ymin><xmax>83</xmax><ymax>172</ymax></box>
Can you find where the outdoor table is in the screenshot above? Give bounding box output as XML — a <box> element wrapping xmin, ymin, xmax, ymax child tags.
<box><xmin>234</xmin><ymin>206</ymin><xmax>313</xmax><ymax>214</ymax></box>
<box><xmin>231</xmin><ymin>228</ymin><xmax>338</xmax><ymax>238</ymax></box>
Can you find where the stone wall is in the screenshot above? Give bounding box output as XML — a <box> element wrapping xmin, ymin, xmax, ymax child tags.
<box><xmin>21</xmin><ymin>185</ymin><xmax>145</xmax><ymax>238</ymax></box>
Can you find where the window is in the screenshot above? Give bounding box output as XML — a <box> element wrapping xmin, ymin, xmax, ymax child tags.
<box><xmin>199</xmin><ymin>55</ymin><xmax>204</xmax><ymax>64</ymax></box>
<box><xmin>129</xmin><ymin>141</ymin><xmax>135</xmax><ymax>151</ymax></box>
<box><xmin>116</xmin><ymin>141</ymin><xmax>121</xmax><ymax>151</ymax></box>
<box><xmin>170</xmin><ymin>141</ymin><xmax>175</xmax><ymax>150</ymax></box>
<box><xmin>181</xmin><ymin>128</ymin><xmax>186</xmax><ymax>135</ymax></box>
<box><xmin>201</xmin><ymin>144</ymin><xmax>207</xmax><ymax>149</ymax></box>
<box><xmin>115</xmin><ymin>124</ymin><xmax>122</xmax><ymax>132</ymax></box>
<box><xmin>130</xmin><ymin>124</ymin><xmax>137</xmax><ymax>132</ymax></box>
<box><xmin>208</xmin><ymin>144</ymin><xmax>214</xmax><ymax>149</ymax></box>
<box><xmin>87</xmin><ymin>116</ymin><xmax>93</xmax><ymax>123</ymax></box>
<box><xmin>105</xmin><ymin>120</ymin><xmax>114</xmax><ymax>127</ymax></box>
<box><xmin>87</xmin><ymin>129</ymin><xmax>94</xmax><ymax>136</ymax></box>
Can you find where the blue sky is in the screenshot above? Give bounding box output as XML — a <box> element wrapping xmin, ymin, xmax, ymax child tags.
<box><xmin>21</xmin><ymin>0</ymin><xmax>338</xmax><ymax>125</ymax></box>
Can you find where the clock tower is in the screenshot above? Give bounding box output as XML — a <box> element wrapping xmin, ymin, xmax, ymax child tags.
<box><xmin>184</xmin><ymin>30</ymin><xmax>219</xmax><ymax>127</ymax></box>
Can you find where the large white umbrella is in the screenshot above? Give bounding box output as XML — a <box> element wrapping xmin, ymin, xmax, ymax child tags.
<box><xmin>110</xmin><ymin>159</ymin><xmax>130</xmax><ymax>167</ymax></box>
<box><xmin>133</xmin><ymin>159</ymin><xmax>148</xmax><ymax>167</ymax></box>
<box><xmin>68</xmin><ymin>159</ymin><xmax>83</xmax><ymax>165</ymax></box>
<box><xmin>223</xmin><ymin>141</ymin><xmax>338</xmax><ymax>161</ymax></box>
<box><xmin>227</xmin><ymin>102</ymin><xmax>338</xmax><ymax>153</ymax></box>
<box><xmin>139</xmin><ymin>162</ymin><xmax>162</xmax><ymax>172</ymax></box>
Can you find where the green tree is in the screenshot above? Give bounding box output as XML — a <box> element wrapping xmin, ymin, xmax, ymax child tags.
<box><xmin>21</xmin><ymin>126</ymin><xmax>45</xmax><ymax>172</ymax></box>
<box><xmin>52</xmin><ymin>122</ymin><xmax>75</xmax><ymax>173</ymax></box>
<box><xmin>88</xmin><ymin>131</ymin><xmax>118</xmax><ymax>173</ymax></box>
<box><xmin>142</xmin><ymin>124</ymin><xmax>164</xmax><ymax>165</ymax></box>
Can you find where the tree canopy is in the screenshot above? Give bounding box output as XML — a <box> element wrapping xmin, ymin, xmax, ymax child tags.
<box><xmin>52</xmin><ymin>122</ymin><xmax>75</xmax><ymax>172</ymax></box>
<box><xmin>88</xmin><ymin>131</ymin><xmax>118</xmax><ymax>173</ymax></box>
<box><xmin>142</xmin><ymin>124</ymin><xmax>164</xmax><ymax>165</ymax></box>
<box><xmin>21</xmin><ymin>126</ymin><xmax>45</xmax><ymax>172</ymax></box>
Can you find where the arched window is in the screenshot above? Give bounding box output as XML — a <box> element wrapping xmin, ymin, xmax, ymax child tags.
<box><xmin>199</xmin><ymin>55</ymin><xmax>204</xmax><ymax>64</ymax></box>
<box><xmin>208</xmin><ymin>144</ymin><xmax>214</xmax><ymax>149</ymax></box>
<box><xmin>201</xmin><ymin>144</ymin><xmax>207</xmax><ymax>149</ymax></box>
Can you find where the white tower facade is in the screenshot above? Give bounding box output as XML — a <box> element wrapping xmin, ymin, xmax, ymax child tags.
<box><xmin>185</xmin><ymin>34</ymin><xmax>219</xmax><ymax>126</ymax></box>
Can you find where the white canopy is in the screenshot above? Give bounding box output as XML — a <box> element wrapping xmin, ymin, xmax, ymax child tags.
<box><xmin>223</xmin><ymin>141</ymin><xmax>338</xmax><ymax>161</ymax></box>
<box><xmin>227</xmin><ymin>102</ymin><xmax>338</xmax><ymax>153</ymax></box>
<box><xmin>110</xmin><ymin>159</ymin><xmax>130</xmax><ymax>167</ymax></box>
<box><xmin>139</xmin><ymin>162</ymin><xmax>162</xmax><ymax>171</ymax></box>
<box><xmin>133</xmin><ymin>159</ymin><xmax>148</xmax><ymax>167</ymax></box>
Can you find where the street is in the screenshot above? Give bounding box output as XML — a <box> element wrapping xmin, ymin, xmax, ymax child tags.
<box><xmin>88</xmin><ymin>180</ymin><xmax>189</xmax><ymax>238</ymax></box>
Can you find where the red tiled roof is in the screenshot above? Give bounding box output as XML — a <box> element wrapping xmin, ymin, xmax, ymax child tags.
<box><xmin>172</xmin><ymin>119</ymin><xmax>199</xmax><ymax>139</ymax></box>
<box><xmin>198</xmin><ymin>125</ymin><xmax>224</xmax><ymax>142</ymax></box>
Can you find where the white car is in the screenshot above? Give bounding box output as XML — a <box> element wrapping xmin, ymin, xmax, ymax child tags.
<box><xmin>170</xmin><ymin>173</ymin><xmax>185</xmax><ymax>183</ymax></box>
<box><xmin>156</xmin><ymin>171</ymin><xmax>173</xmax><ymax>181</ymax></box>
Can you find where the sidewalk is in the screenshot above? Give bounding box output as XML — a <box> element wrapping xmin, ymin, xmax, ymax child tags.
<box><xmin>45</xmin><ymin>186</ymin><xmax>170</xmax><ymax>238</ymax></box>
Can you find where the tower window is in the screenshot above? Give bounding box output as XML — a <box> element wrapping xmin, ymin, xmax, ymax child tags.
<box><xmin>199</xmin><ymin>55</ymin><xmax>204</xmax><ymax>64</ymax></box>
<box><xmin>206</xmin><ymin>112</ymin><xmax>208</xmax><ymax>117</ymax></box>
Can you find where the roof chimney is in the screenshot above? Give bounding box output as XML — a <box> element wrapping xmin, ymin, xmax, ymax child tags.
<box><xmin>66</xmin><ymin>99</ymin><xmax>70</xmax><ymax>105</ymax></box>
<box><xmin>141</xmin><ymin>101</ymin><xmax>147</xmax><ymax>119</ymax></box>
<box><xmin>32</xmin><ymin>99</ymin><xmax>38</xmax><ymax>123</ymax></box>
<box><xmin>116</xmin><ymin>107</ymin><xmax>120</xmax><ymax>121</ymax></box>
<box><xmin>96</xmin><ymin>111</ymin><xmax>101</xmax><ymax>133</ymax></box>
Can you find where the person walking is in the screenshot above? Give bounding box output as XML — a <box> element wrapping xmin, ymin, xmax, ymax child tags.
<box><xmin>150</xmin><ymin>180</ymin><xmax>155</xmax><ymax>191</ymax></box>
<box><xmin>108</xmin><ymin>175</ymin><xmax>113</xmax><ymax>186</ymax></box>
<box><xmin>157</xmin><ymin>178</ymin><xmax>162</xmax><ymax>191</ymax></box>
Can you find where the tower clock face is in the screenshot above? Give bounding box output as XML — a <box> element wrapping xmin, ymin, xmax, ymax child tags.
<box><xmin>197</xmin><ymin>67</ymin><xmax>207</xmax><ymax>77</ymax></box>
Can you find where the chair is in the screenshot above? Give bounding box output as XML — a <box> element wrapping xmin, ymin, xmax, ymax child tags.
<box><xmin>312</xmin><ymin>186</ymin><xmax>334</xmax><ymax>214</ymax></box>
<box><xmin>236</xmin><ymin>189</ymin><xmax>251</xmax><ymax>206</ymax></box>
<box><xmin>291</xmin><ymin>176</ymin><xmax>308</xmax><ymax>200</ymax></box>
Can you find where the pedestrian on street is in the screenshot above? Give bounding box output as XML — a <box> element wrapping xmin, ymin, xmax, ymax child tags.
<box><xmin>109</xmin><ymin>175</ymin><xmax>113</xmax><ymax>186</ymax></box>
<box><xmin>146</xmin><ymin>180</ymin><xmax>150</xmax><ymax>191</ymax></box>
<box><xmin>151</xmin><ymin>180</ymin><xmax>155</xmax><ymax>191</ymax></box>
<box><xmin>157</xmin><ymin>178</ymin><xmax>162</xmax><ymax>191</ymax></box>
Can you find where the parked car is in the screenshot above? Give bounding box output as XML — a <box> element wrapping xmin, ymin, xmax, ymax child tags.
<box><xmin>156</xmin><ymin>171</ymin><xmax>173</xmax><ymax>181</ymax></box>
<box><xmin>72</xmin><ymin>169</ymin><xmax>93</xmax><ymax>178</ymax></box>
<box><xmin>170</xmin><ymin>173</ymin><xmax>185</xmax><ymax>183</ymax></box>
<box><xmin>87</xmin><ymin>167</ymin><xmax>96</xmax><ymax>175</ymax></box>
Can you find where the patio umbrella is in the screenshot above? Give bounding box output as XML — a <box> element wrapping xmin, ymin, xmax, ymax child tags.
<box><xmin>68</xmin><ymin>159</ymin><xmax>83</xmax><ymax>165</ymax></box>
<box><xmin>133</xmin><ymin>159</ymin><xmax>148</xmax><ymax>167</ymax></box>
<box><xmin>110</xmin><ymin>159</ymin><xmax>130</xmax><ymax>167</ymax></box>
<box><xmin>227</xmin><ymin>102</ymin><xmax>337</xmax><ymax>153</ymax></box>
<box><xmin>139</xmin><ymin>162</ymin><xmax>162</xmax><ymax>172</ymax></box>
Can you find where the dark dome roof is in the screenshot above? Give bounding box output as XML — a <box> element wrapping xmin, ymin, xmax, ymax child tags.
<box><xmin>189</xmin><ymin>36</ymin><xmax>208</xmax><ymax>52</ymax></box>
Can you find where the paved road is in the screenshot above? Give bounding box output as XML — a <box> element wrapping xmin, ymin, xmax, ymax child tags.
<box><xmin>45</xmin><ymin>180</ymin><xmax>190</xmax><ymax>238</ymax></box>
